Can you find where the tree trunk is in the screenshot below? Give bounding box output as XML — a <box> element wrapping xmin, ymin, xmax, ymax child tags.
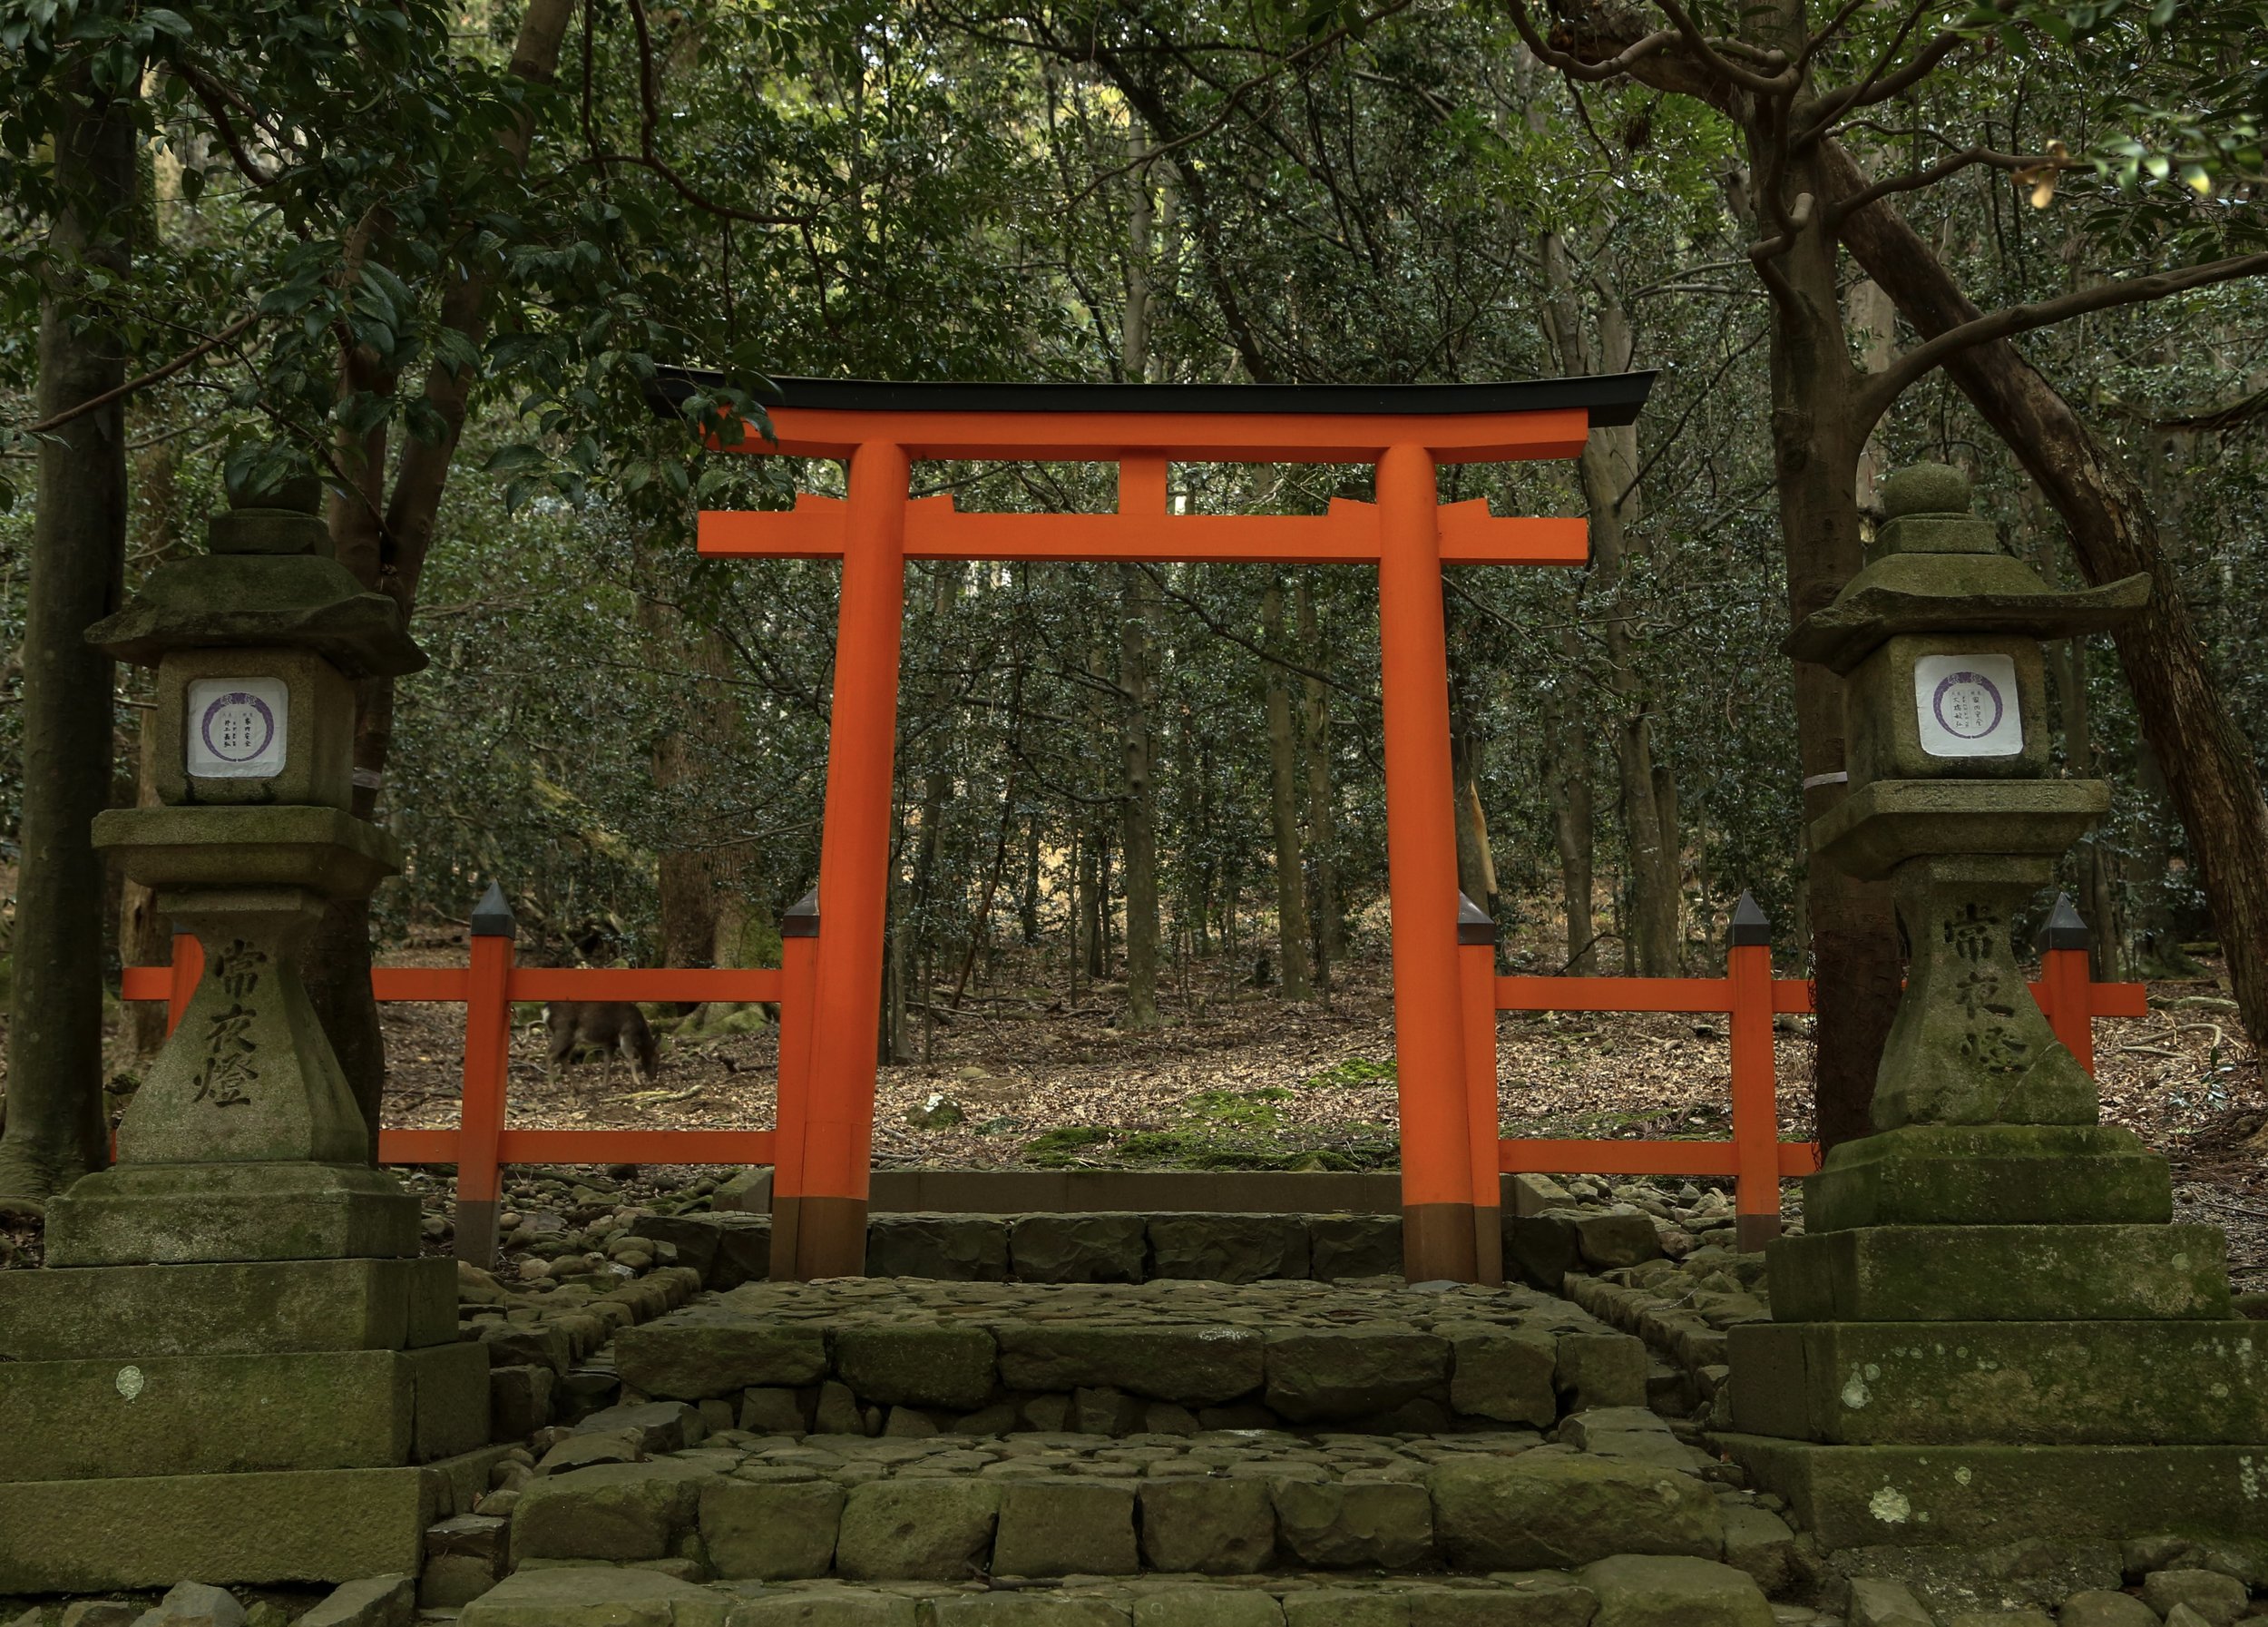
<box><xmin>0</xmin><ymin>68</ymin><xmax>135</xmax><ymax>1200</ymax></box>
<box><xmin>119</xmin><ymin>436</ymin><xmax>181</xmax><ymax>1057</ymax></box>
<box><xmin>2131</xmin><ymin>740</ymin><xmax>2199</xmax><ymax>976</ymax></box>
<box><xmin>1019</xmin><ymin>813</ymin><xmax>1042</xmax><ymax>946</ymax></box>
<box><xmin>1119</xmin><ymin>565</ymin><xmax>1161</xmax><ymax>1028</ymax></box>
<box><xmin>1751</xmin><ymin>123</ymin><xmax>1902</xmax><ymax>1153</ymax></box>
<box><xmin>1295</xmin><ymin>578</ymin><xmax>1342</xmax><ymax>985</ymax></box>
<box><xmin>1261</xmin><ymin>580</ymin><xmax>1313</xmax><ymax>998</ymax></box>
<box><xmin>1541</xmin><ymin>236</ymin><xmax>1677</xmax><ymax>975</ymax></box>
<box><xmin>1827</xmin><ymin>137</ymin><xmax>2268</xmax><ymax>1044</ymax></box>
<box><xmin>121</xmin><ymin>707</ymin><xmax>170</xmax><ymax>1056</ymax></box>
<box><xmin>302</xmin><ymin>0</ymin><xmax>576</xmax><ymax>1142</ymax></box>
<box><xmin>1548</xmin><ymin>627</ymin><xmax>1598</xmax><ymax>974</ymax></box>
<box><xmin>1652</xmin><ymin>760</ymin><xmax>1682</xmax><ymax>970</ymax></box>
<box><xmin>1450</xmin><ymin>696</ymin><xmax>1499</xmax><ymax>918</ymax></box>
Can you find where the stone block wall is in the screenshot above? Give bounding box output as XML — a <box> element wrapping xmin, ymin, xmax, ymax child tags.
<box><xmin>628</xmin><ymin>1211</ymin><xmax>1407</xmax><ymax>1289</ymax></box>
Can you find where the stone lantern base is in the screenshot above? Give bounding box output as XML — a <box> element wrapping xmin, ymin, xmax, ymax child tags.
<box><xmin>0</xmin><ymin>821</ymin><xmax>504</xmax><ymax>1590</ymax></box>
<box><xmin>0</xmin><ymin>1247</ymin><xmax>503</xmax><ymax>1591</ymax></box>
<box><xmin>1718</xmin><ymin>1127</ymin><xmax>2267</xmax><ymax>1547</ymax></box>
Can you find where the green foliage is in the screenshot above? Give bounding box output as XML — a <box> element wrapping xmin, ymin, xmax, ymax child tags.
<box><xmin>1300</xmin><ymin>1056</ymin><xmax>1397</xmax><ymax>1089</ymax></box>
<box><xmin>0</xmin><ymin>0</ymin><xmax>2255</xmax><ymax>1003</ymax></box>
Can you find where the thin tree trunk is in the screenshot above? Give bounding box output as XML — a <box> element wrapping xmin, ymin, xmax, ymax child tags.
<box><xmin>1549</xmin><ymin>628</ymin><xmax>1598</xmax><ymax>974</ymax></box>
<box><xmin>1119</xmin><ymin>565</ymin><xmax>1161</xmax><ymax>1028</ymax></box>
<box><xmin>0</xmin><ymin>66</ymin><xmax>134</xmax><ymax>1200</ymax></box>
<box><xmin>1540</xmin><ymin>235</ymin><xmax>1677</xmax><ymax>975</ymax></box>
<box><xmin>2028</xmin><ymin>491</ymin><xmax>2121</xmax><ymax>981</ymax></box>
<box><xmin>120</xmin><ymin>436</ymin><xmax>179</xmax><ymax>1057</ymax></box>
<box><xmin>1748</xmin><ymin>112</ymin><xmax>1901</xmax><ymax>1153</ymax></box>
<box><xmin>1261</xmin><ymin>580</ymin><xmax>1313</xmax><ymax>998</ymax></box>
<box><xmin>304</xmin><ymin>0</ymin><xmax>575</xmax><ymax>1143</ymax></box>
<box><xmin>121</xmin><ymin>706</ymin><xmax>169</xmax><ymax>1057</ymax></box>
<box><xmin>1652</xmin><ymin>760</ymin><xmax>1681</xmax><ymax>970</ymax></box>
<box><xmin>1019</xmin><ymin>813</ymin><xmax>1042</xmax><ymax>946</ymax></box>
<box><xmin>1829</xmin><ymin>137</ymin><xmax>2268</xmax><ymax>1045</ymax></box>
<box><xmin>1295</xmin><ymin>577</ymin><xmax>1341</xmax><ymax>985</ymax></box>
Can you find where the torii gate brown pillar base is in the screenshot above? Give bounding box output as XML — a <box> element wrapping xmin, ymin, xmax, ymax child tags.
<box><xmin>1403</xmin><ymin>1203</ymin><xmax>1481</xmax><ymax>1284</ymax></box>
<box><xmin>792</xmin><ymin>1195</ymin><xmax>868</xmax><ymax>1279</ymax></box>
<box><xmin>670</xmin><ymin>370</ymin><xmax>1656</xmax><ymax>1285</ymax></box>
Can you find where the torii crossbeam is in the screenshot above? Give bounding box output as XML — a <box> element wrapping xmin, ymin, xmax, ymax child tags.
<box><xmin>650</xmin><ymin>370</ymin><xmax>1656</xmax><ymax>1283</ymax></box>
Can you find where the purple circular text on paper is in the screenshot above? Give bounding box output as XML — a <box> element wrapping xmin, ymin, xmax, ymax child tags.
<box><xmin>1931</xmin><ymin>671</ymin><xmax>2005</xmax><ymax>740</ymax></box>
<box><xmin>199</xmin><ymin>691</ymin><xmax>278</xmax><ymax>763</ymax></box>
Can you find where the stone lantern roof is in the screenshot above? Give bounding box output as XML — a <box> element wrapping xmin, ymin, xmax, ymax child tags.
<box><xmin>86</xmin><ymin>476</ymin><xmax>425</xmax><ymax>679</ymax></box>
<box><xmin>1784</xmin><ymin>464</ymin><xmax>2148</xmax><ymax>674</ymax></box>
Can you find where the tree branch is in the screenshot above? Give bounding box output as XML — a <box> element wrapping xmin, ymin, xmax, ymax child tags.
<box><xmin>1823</xmin><ymin>142</ymin><xmax>2071</xmax><ymax>221</ymax></box>
<box><xmin>605</xmin><ymin>0</ymin><xmax>813</xmax><ymax>229</ymax></box>
<box><xmin>1854</xmin><ymin>252</ymin><xmax>2268</xmax><ymax>433</ymax></box>
<box><xmin>172</xmin><ymin>61</ymin><xmax>281</xmax><ymax>187</ymax></box>
<box><xmin>18</xmin><ymin>310</ymin><xmax>262</xmax><ymax>435</ymax></box>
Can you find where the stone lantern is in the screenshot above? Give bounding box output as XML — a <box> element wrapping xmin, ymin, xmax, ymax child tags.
<box><xmin>0</xmin><ymin>479</ymin><xmax>495</xmax><ymax>1593</ymax></box>
<box><xmin>58</xmin><ymin>475</ymin><xmax>423</xmax><ymax>1255</ymax></box>
<box><xmin>1793</xmin><ymin>461</ymin><xmax>2146</xmax><ymax>1136</ymax></box>
<box><xmin>1720</xmin><ymin>465</ymin><xmax>2267</xmax><ymax>1548</ymax></box>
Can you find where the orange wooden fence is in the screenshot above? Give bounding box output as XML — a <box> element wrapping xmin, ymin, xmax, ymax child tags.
<box><xmin>124</xmin><ymin>887</ymin><xmax>2145</xmax><ymax>1269</ymax></box>
<box><xmin>120</xmin><ymin>888</ymin><xmax>814</xmax><ymax>1267</ymax></box>
<box><xmin>1463</xmin><ymin>891</ymin><xmax>2146</xmax><ymax>1251</ymax></box>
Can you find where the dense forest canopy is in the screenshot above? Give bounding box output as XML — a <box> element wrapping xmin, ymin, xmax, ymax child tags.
<box><xmin>0</xmin><ymin>0</ymin><xmax>2264</xmax><ymax>1190</ymax></box>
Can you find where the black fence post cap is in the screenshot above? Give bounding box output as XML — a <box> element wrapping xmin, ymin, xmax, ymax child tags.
<box><xmin>2038</xmin><ymin>892</ymin><xmax>2090</xmax><ymax>951</ymax></box>
<box><xmin>784</xmin><ymin>887</ymin><xmax>821</xmax><ymax>938</ymax></box>
<box><xmin>1726</xmin><ymin>890</ymin><xmax>1772</xmax><ymax>947</ymax></box>
<box><xmin>470</xmin><ymin>881</ymin><xmax>518</xmax><ymax>940</ymax></box>
<box><xmin>1457</xmin><ymin>892</ymin><xmax>1497</xmax><ymax>946</ymax></box>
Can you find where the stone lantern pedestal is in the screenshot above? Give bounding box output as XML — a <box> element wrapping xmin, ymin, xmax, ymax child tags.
<box><xmin>0</xmin><ymin>482</ymin><xmax>501</xmax><ymax>1593</ymax></box>
<box><xmin>1719</xmin><ymin>466</ymin><xmax>2265</xmax><ymax>1548</ymax></box>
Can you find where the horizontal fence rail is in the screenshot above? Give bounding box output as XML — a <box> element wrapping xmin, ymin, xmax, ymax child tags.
<box><xmin>1467</xmin><ymin>891</ymin><xmax>2146</xmax><ymax>1250</ymax></box>
<box><xmin>124</xmin><ymin>887</ymin><xmax>2147</xmax><ymax>1266</ymax></box>
<box><xmin>120</xmin><ymin>885</ymin><xmax>815</xmax><ymax>1268</ymax></box>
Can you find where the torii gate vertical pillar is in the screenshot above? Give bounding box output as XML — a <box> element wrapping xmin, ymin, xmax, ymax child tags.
<box><xmin>796</xmin><ymin>440</ymin><xmax>911</xmax><ymax>1279</ymax></box>
<box><xmin>1376</xmin><ymin>444</ymin><xmax>1479</xmax><ymax>1281</ymax></box>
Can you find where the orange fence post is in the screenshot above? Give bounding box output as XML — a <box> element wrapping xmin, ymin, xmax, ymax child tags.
<box><xmin>797</xmin><ymin>440</ymin><xmax>912</xmax><ymax>1279</ymax></box>
<box><xmin>2038</xmin><ymin>892</ymin><xmax>2096</xmax><ymax>1074</ymax></box>
<box><xmin>1726</xmin><ymin>891</ymin><xmax>1782</xmax><ymax>1252</ymax></box>
<box><xmin>166</xmin><ymin>923</ymin><xmax>204</xmax><ymax>1036</ymax></box>
<box><xmin>770</xmin><ymin>888</ymin><xmax>820</xmax><ymax>1279</ymax></box>
<box><xmin>1376</xmin><ymin>444</ymin><xmax>1476</xmax><ymax>1283</ymax></box>
<box><xmin>1458</xmin><ymin>895</ymin><xmax>1504</xmax><ymax>1285</ymax></box>
<box><xmin>454</xmin><ymin>882</ymin><xmax>518</xmax><ymax>1269</ymax></box>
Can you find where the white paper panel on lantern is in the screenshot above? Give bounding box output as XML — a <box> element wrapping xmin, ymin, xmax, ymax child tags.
<box><xmin>186</xmin><ymin>677</ymin><xmax>289</xmax><ymax>779</ymax></box>
<box><xmin>1912</xmin><ymin>653</ymin><xmax>2022</xmax><ymax>759</ymax></box>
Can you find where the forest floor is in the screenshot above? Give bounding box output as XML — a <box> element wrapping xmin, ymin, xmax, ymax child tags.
<box><xmin>5</xmin><ymin>932</ymin><xmax>2255</xmax><ymax>1283</ymax></box>
<box><xmin>332</xmin><ymin>931</ymin><xmax>2268</xmax><ymax>1287</ymax></box>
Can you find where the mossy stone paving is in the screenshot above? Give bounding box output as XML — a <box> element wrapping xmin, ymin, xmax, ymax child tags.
<box><xmin>612</xmin><ymin>1278</ymin><xmax>1649</xmax><ymax>1431</ymax></box>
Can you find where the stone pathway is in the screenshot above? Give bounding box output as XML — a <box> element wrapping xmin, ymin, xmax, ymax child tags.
<box><xmin>607</xmin><ymin>1278</ymin><xmax>1651</xmax><ymax>1436</ymax></box>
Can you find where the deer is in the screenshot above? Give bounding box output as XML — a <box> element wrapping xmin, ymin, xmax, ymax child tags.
<box><xmin>537</xmin><ymin>926</ymin><xmax>661</xmax><ymax>1097</ymax></box>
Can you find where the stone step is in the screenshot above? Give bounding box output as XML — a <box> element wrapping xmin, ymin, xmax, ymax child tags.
<box><xmin>471</xmin><ymin>1411</ymin><xmax>1786</xmax><ymax>1599</ymax></box>
<box><xmin>609</xmin><ymin>1280</ymin><xmax>1648</xmax><ymax>1436</ymax></box>
<box><xmin>631</xmin><ymin>1209</ymin><xmax>1669</xmax><ymax>1294</ymax></box>
<box><xmin>0</xmin><ymin>1447</ymin><xmax>509</xmax><ymax>1593</ymax></box>
<box><xmin>1727</xmin><ymin>1319</ymin><xmax>2268</xmax><ymax>1445</ymax></box>
<box><xmin>0</xmin><ymin>1342</ymin><xmax>492</xmax><ymax>1482</ymax></box>
<box><xmin>1716</xmin><ymin>1433</ymin><xmax>2268</xmax><ymax>1550</ymax></box>
<box><xmin>0</xmin><ymin>1255</ymin><xmax>458</xmax><ymax>1361</ymax></box>
<box><xmin>1766</xmin><ymin>1224</ymin><xmax>2231</xmax><ymax>1323</ymax></box>
<box><xmin>1802</xmin><ymin>1123</ymin><xmax>2173</xmax><ymax>1232</ymax></box>
<box><xmin>451</xmin><ymin>1556</ymin><xmax>1788</xmax><ymax>1627</ymax></box>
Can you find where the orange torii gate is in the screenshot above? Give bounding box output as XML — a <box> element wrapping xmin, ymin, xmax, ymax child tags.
<box><xmin>652</xmin><ymin>372</ymin><xmax>1656</xmax><ymax>1283</ymax></box>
